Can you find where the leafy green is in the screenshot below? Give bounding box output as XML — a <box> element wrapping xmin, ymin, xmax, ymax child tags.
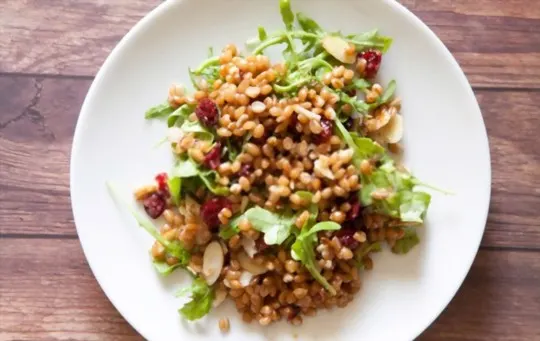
<box><xmin>167</xmin><ymin>104</ymin><xmax>194</xmax><ymax>127</ymax></box>
<box><xmin>153</xmin><ymin>260</ymin><xmax>182</xmax><ymax>276</ymax></box>
<box><xmin>346</xmin><ymin>29</ymin><xmax>393</xmax><ymax>53</ymax></box>
<box><xmin>334</xmin><ymin>119</ymin><xmax>384</xmax><ymax>167</ymax></box>
<box><xmin>378</xmin><ymin>79</ymin><xmax>397</xmax><ymax>105</ymax></box>
<box><xmin>258</xmin><ymin>26</ymin><xmax>268</xmax><ymax>41</ymax></box>
<box><xmin>291</xmin><ymin>221</ymin><xmax>341</xmax><ymax>295</ymax></box>
<box><xmin>176</xmin><ymin>277</ymin><xmax>214</xmax><ymax>321</ymax></box>
<box><xmin>296</xmin><ymin>12</ymin><xmax>323</xmax><ymax>33</ymax></box>
<box><xmin>398</xmin><ymin>191</ymin><xmax>431</xmax><ymax>223</ymax></box>
<box><xmin>392</xmin><ymin>227</ymin><xmax>420</xmax><ymax>254</ymax></box>
<box><xmin>167</xmin><ymin>177</ymin><xmax>182</xmax><ymax>206</ymax></box>
<box><xmin>189</xmin><ymin>56</ymin><xmax>220</xmax><ymax>90</ymax></box>
<box><xmin>179</xmin><ymin>119</ymin><xmax>214</xmax><ymax>142</ymax></box>
<box><xmin>145</xmin><ymin>102</ymin><xmax>175</xmax><ymax>119</ymax></box>
<box><xmin>359</xmin><ymin>156</ymin><xmax>432</xmax><ymax>224</ymax></box>
<box><xmin>106</xmin><ymin>183</ymin><xmax>191</xmax><ymax>264</ymax></box>
<box><xmin>243</xmin><ymin>207</ymin><xmax>296</xmax><ymax>245</ymax></box>
<box><xmin>171</xmin><ymin>157</ymin><xmax>199</xmax><ymax>178</ymax></box>
<box><xmin>199</xmin><ymin>171</ymin><xmax>229</xmax><ymax>196</ymax></box>
<box><xmin>279</xmin><ymin>0</ymin><xmax>295</xmax><ymax>30</ymax></box>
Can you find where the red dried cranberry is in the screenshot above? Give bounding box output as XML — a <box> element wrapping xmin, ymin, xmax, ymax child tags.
<box><xmin>195</xmin><ymin>98</ymin><xmax>219</xmax><ymax>127</ymax></box>
<box><xmin>155</xmin><ymin>172</ymin><xmax>168</xmax><ymax>191</ymax></box>
<box><xmin>239</xmin><ymin>164</ymin><xmax>253</xmax><ymax>177</ymax></box>
<box><xmin>312</xmin><ymin>118</ymin><xmax>334</xmax><ymax>144</ymax></box>
<box><xmin>358</xmin><ymin>49</ymin><xmax>382</xmax><ymax>79</ymax></box>
<box><xmin>336</xmin><ymin>227</ymin><xmax>360</xmax><ymax>249</ymax></box>
<box><xmin>347</xmin><ymin>200</ymin><xmax>362</xmax><ymax>221</ymax></box>
<box><xmin>255</xmin><ymin>238</ymin><xmax>270</xmax><ymax>253</ymax></box>
<box><xmin>203</xmin><ymin>143</ymin><xmax>222</xmax><ymax>170</ymax></box>
<box><xmin>200</xmin><ymin>197</ymin><xmax>233</xmax><ymax>229</ymax></box>
<box><xmin>345</xmin><ymin>89</ymin><xmax>356</xmax><ymax>97</ymax></box>
<box><xmin>143</xmin><ymin>192</ymin><xmax>166</xmax><ymax>219</ymax></box>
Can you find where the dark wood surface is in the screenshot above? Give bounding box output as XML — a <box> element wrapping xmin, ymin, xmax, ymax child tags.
<box><xmin>0</xmin><ymin>1</ymin><xmax>539</xmax><ymax>340</ymax></box>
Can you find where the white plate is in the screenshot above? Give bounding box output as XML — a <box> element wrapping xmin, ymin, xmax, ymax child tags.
<box><xmin>70</xmin><ymin>0</ymin><xmax>491</xmax><ymax>340</ymax></box>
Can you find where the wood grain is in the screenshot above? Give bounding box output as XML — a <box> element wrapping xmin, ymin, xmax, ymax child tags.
<box><xmin>1</xmin><ymin>76</ymin><xmax>539</xmax><ymax>248</ymax></box>
<box><xmin>0</xmin><ymin>1</ymin><xmax>539</xmax><ymax>88</ymax></box>
<box><xmin>1</xmin><ymin>238</ymin><xmax>538</xmax><ymax>340</ymax></box>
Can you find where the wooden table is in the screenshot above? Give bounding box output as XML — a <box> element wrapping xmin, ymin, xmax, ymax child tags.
<box><xmin>1</xmin><ymin>1</ymin><xmax>539</xmax><ymax>340</ymax></box>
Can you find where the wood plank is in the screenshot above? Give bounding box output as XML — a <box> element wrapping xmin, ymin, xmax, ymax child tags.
<box><xmin>1</xmin><ymin>76</ymin><xmax>539</xmax><ymax>248</ymax></box>
<box><xmin>1</xmin><ymin>238</ymin><xmax>538</xmax><ymax>340</ymax></box>
<box><xmin>0</xmin><ymin>0</ymin><xmax>539</xmax><ymax>88</ymax></box>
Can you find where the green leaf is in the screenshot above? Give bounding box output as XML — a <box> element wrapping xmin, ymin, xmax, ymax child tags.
<box><xmin>378</xmin><ymin>79</ymin><xmax>396</xmax><ymax>105</ymax></box>
<box><xmin>106</xmin><ymin>182</ymin><xmax>191</xmax><ymax>263</ymax></box>
<box><xmin>177</xmin><ymin>277</ymin><xmax>214</xmax><ymax>321</ymax></box>
<box><xmin>171</xmin><ymin>157</ymin><xmax>199</xmax><ymax>178</ymax></box>
<box><xmin>279</xmin><ymin>0</ymin><xmax>295</xmax><ymax>30</ymax></box>
<box><xmin>334</xmin><ymin>119</ymin><xmax>384</xmax><ymax>167</ymax></box>
<box><xmin>167</xmin><ymin>177</ymin><xmax>182</xmax><ymax>206</ymax></box>
<box><xmin>307</xmin><ymin>221</ymin><xmax>341</xmax><ymax>236</ymax></box>
<box><xmin>244</xmin><ymin>207</ymin><xmax>296</xmax><ymax>245</ymax></box>
<box><xmin>391</xmin><ymin>227</ymin><xmax>420</xmax><ymax>254</ymax></box>
<box><xmin>199</xmin><ymin>171</ymin><xmax>230</xmax><ymax>196</ymax></box>
<box><xmin>167</xmin><ymin>104</ymin><xmax>194</xmax><ymax>127</ymax></box>
<box><xmin>179</xmin><ymin>120</ymin><xmax>214</xmax><ymax>142</ymax></box>
<box><xmin>347</xmin><ymin>30</ymin><xmax>393</xmax><ymax>53</ymax></box>
<box><xmin>296</xmin><ymin>12</ymin><xmax>323</xmax><ymax>33</ymax></box>
<box><xmin>145</xmin><ymin>102</ymin><xmax>175</xmax><ymax>119</ymax></box>
<box><xmin>291</xmin><ymin>232</ymin><xmax>336</xmax><ymax>295</ymax></box>
<box><xmin>258</xmin><ymin>26</ymin><xmax>268</xmax><ymax>41</ymax></box>
<box><xmin>153</xmin><ymin>260</ymin><xmax>182</xmax><ymax>276</ymax></box>
<box><xmin>398</xmin><ymin>191</ymin><xmax>431</xmax><ymax>223</ymax></box>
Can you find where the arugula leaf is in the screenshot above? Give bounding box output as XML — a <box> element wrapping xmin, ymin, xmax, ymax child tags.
<box><xmin>378</xmin><ymin>79</ymin><xmax>396</xmax><ymax>105</ymax></box>
<box><xmin>296</xmin><ymin>12</ymin><xmax>323</xmax><ymax>33</ymax></box>
<box><xmin>244</xmin><ymin>207</ymin><xmax>296</xmax><ymax>245</ymax></box>
<box><xmin>177</xmin><ymin>277</ymin><xmax>214</xmax><ymax>321</ymax></box>
<box><xmin>179</xmin><ymin>119</ymin><xmax>214</xmax><ymax>142</ymax></box>
<box><xmin>171</xmin><ymin>157</ymin><xmax>199</xmax><ymax>178</ymax></box>
<box><xmin>199</xmin><ymin>171</ymin><xmax>229</xmax><ymax>196</ymax></box>
<box><xmin>398</xmin><ymin>191</ymin><xmax>431</xmax><ymax>223</ymax></box>
<box><xmin>167</xmin><ymin>104</ymin><xmax>194</xmax><ymax>127</ymax></box>
<box><xmin>334</xmin><ymin>119</ymin><xmax>384</xmax><ymax>167</ymax></box>
<box><xmin>347</xmin><ymin>29</ymin><xmax>393</xmax><ymax>53</ymax></box>
<box><xmin>167</xmin><ymin>177</ymin><xmax>182</xmax><ymax>206</ymax></box>
<box><xmin>279</xmin><ymin>0</ymin><xmax>295</xmax><ymax>30</ymax></box>
<box><xmin>258</xmin><ymin>26</ymin><xmax>268</xmax><ymax>41</ymax></box>
<box><xmin>392</xmin><ymin>227</ymin><xmax>420</xmax><ymax>254</ymax></box>
<box><xmin>291</xmin><ymin>221</ymin><xmax>341</xmax><ymax>296</ymax></box>
<box><xmin>153</xmin><ymin>260</ymin><xmax>182</xmax><ymax>276</ymax></box>
<box><xmin>106</xmin><ymin>183</ymin><xmax>191</xmax><ymax>264</ymax></box>
<box><xmin>145</xmin><ymin>102</ymin><xmax>175</xmax><ymax>119</ymax></box>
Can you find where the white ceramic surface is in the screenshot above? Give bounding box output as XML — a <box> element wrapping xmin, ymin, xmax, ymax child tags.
<box><xmin>70</xmin><ymin>0</ymin><xmax>491</xmax><ymax>340</ymax></box>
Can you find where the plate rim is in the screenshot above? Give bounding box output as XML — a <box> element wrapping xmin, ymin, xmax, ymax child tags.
<box><xmin>70</xmin><ymin>0</ymin><xmax>492</xmax><ymax>340</ymax></box>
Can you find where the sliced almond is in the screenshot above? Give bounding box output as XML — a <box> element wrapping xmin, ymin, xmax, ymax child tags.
<box><xmin>242</xmin><ymin>237</ymin><xmax>257</xmax><ymax>258</ymax></box>
<box><xmin>322</xmin><ymin>36</ymin><xmax>356</xmax><ymax>64</ymax></box>
<box><xmin>202</xmin><ymin>241</ymin><xmax>224</xmax><ymax>285</ymax></box>
<box><xmin>365</xmin><ymin>106</ymin><xmax>395</xmax><ymax>132</ymax></box>
<box><xmin>212</xmin><ymin>288</ymin><xmax>227</xmax><ymax>308</ymax></box>
<box><xmin>237</xmin><ymin>251</ymin><xmax>268</xmax><ymax>276</ymax></box>
<box><xmin>238</xmin><ymin>271</ymin><xmax>254</xmax><ymax>287</ymax></box>
<box><xmin>167</xmin><ymin>127</ymin><xmax>184</xmax><ymax>143</ymax></box>
<box><xmin>378</xmin><ymin>114</ymin><xmax>403</xmax><ymax>143</ymax></box>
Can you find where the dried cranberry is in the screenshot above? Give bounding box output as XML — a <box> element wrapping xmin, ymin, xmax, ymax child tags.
<box><xmin>344</xmin><ymin>118</ymin><xmax>354</xmax><ymax>131</ymax></box>
<box><xmin>200</xmin><ymin>197</ymin><xmax>232</xmax><ymax>229</ymax></box>
<box><xmin>203</xmin><ymin>143</ymin><xmax>222</xmax><ymax>170</ymax></box>
<box><xmin>239</xmin><ymin>163</ymin><xmax>253</xmax><ymax>177</ymax></box>
<box><xmin>155</xmin><ymin>172</ymin><xmax>168</xmax><ymax>192</ymax></box>
<box><xmin>143</xmin><ymin>192</ymin><xmax>166</xmax><ymax>219</ymax></box>
<box><xmin>255</xmin><ymin>238</ymin><xmax>270</xmax><ymax>253</ymax></box>
<box><xmin>347</xmin><ymin>200</ymin><xmax>362</xmax><ymax>221</ymax></box>
<box><xmin>336</xmin><ymin>227</ymin><xmax>359</xmax><ymax>249</ymax></box>
<box><xmin>195</xmin><ymin>98</ymin><xmax>219</xmax><ymax>127</ymax></box>
<box><xmin>312</xmin><ymin>118</ymin><xmax>334</xmax><ymax>144</ymax></box>
<box><xmin>358</xmin><ymin>49</ymin><xmax>382</xmax><ymax>79</ymax></box>
<box><xmin>345</xmin><ymin>89</ymin><xmax>356</xmax><ymax>97</ymax></box>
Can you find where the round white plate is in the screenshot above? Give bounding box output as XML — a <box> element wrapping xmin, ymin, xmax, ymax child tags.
<box><xmin>70</xmin><ymin>0</ymin><xmax>491</xmax><ymax>340</ymax></box>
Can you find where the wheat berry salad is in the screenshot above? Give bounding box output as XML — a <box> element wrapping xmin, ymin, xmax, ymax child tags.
<box><xmin>108</xmin><ymin>0</ymin><xmax>446</xmax><ymax>332</ymax></box>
